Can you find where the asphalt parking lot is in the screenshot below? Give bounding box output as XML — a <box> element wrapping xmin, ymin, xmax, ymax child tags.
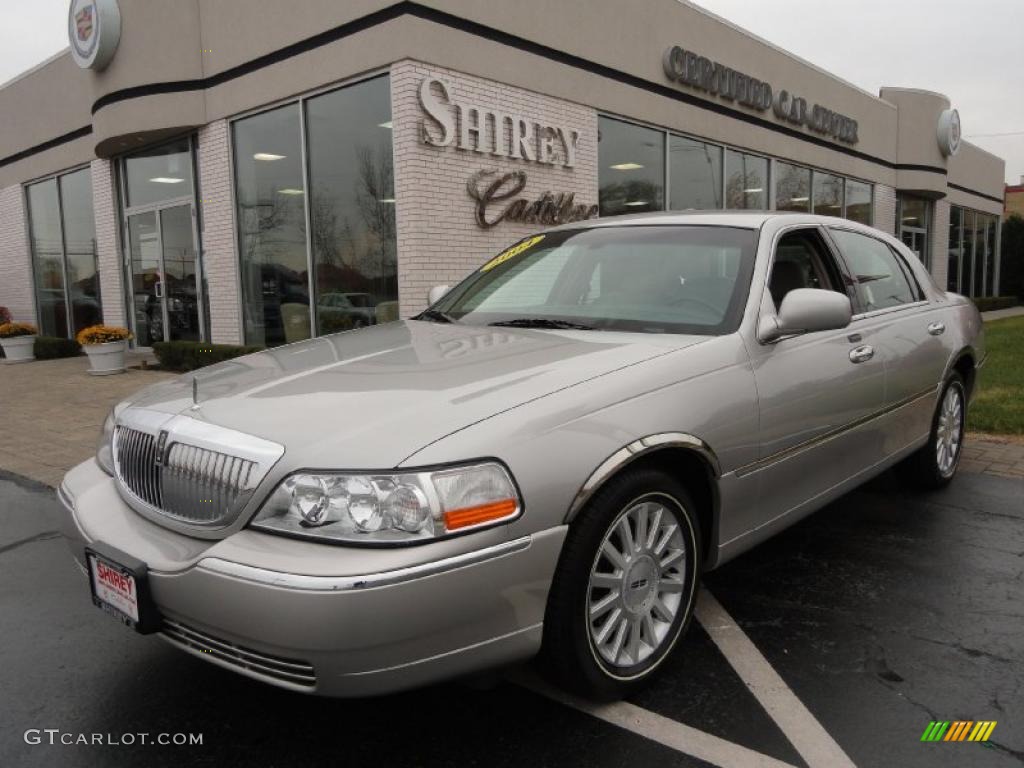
<box><xmin>0</xmin><ymin>467</ymin><xmax>1021</xmax><ymax>768</ymax></box>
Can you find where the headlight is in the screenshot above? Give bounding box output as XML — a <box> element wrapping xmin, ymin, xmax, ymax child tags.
<box><xmin>96</xmin><ymin>409</ymin><xmax>117</xmax><ymax>476</ymax></box>
<box><xmin>251</xmin><ymin>462</ymin><xmax>521</xmax><ymax>544</ymax></box>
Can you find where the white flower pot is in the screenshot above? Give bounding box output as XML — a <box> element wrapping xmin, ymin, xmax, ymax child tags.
<box><xmin>0</xmin><ymin>334</ymin><xmax>36</xmax><ymax>363</ymax></box>
<box><xmin>84</xmin><ymin>340</ymin><xmax>127</xmax><ymax>375</ymax></box>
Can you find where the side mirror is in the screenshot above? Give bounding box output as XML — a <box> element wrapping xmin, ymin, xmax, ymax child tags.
<box><xmin>427</xmin><ymin>285</ymin><xmax>450</xmax><ymax>306</ymax></box>
<box><xmin>758</xmin><ymin>288</ymin><xmax>852</xmax><ymax>343</ymax></box>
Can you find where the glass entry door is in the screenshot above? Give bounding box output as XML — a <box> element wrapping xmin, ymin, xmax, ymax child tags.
<box><xmin>900</xmin><ymin>227</ymin><xmax>927</xmax><ymax>263</ymax></box>
<box><xmin>127</xmin><ymin>204</ymin><xmax>202</xmax><ymax>345</ymax></box>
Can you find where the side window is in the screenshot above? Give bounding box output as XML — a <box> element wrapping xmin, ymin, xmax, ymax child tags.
<box><xmin>828</xmin><ymin>229</ymin><xmax>916</xmax><ymax>312</ymax></box>
<box><xmin>768</xmin><ymin>229</ymin><xmax>842</xmax><ymax>311</ymax></box>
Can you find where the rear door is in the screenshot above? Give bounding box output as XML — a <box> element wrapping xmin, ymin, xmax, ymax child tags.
<box><xmin>745</xmin><ymin>225</ymin><xmax>887</xmax><ymax>524</ymax></box>
<box><xmin>826</xmin><ymin>227</ymin><xmax>948</xmax><ymax>450</ymax></box>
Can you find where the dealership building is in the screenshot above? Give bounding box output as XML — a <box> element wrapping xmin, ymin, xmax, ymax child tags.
<box><xmin>0</xmin><ymin>0</ymin><xmax>1006</xmax><ymax>348</ymax></box>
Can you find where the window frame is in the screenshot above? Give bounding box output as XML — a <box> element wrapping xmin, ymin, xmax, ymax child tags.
<box><xmin>763</xmin><ymin>224</ymin><xmax>858</xmax><ymax>318</ymax></box>
<box><xmin>23</xmin><ymin>162</ymin><xmax>101</xmax><ymax>339</ymax></box>
<box><xmin>597</xmin><ymin>113</ymin><xmax>874</xmax><ymax>225</ymax></box>
<box><xmin>228</xmin><ymin>69</ymin><xmax>394</xmax><ymax>345</ymax></box>
<box><xmin>824</xmin><ymin>226</ymin><xmax>929</xmax><ymax>318</ymax></box>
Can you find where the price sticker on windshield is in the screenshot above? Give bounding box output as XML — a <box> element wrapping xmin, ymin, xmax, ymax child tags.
<box><xmin>480</xmin><ymin>235</ymin><xmax>545</xmax><ymax>272</ymax></box>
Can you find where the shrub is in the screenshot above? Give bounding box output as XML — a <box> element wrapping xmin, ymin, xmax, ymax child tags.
<box><xmin>152</xmin><ymin>341</ymin><xmax>264</xmax><ymax>372</ymax></box>
<box><xmin>34</xmin><ymin>336</ymin><xmax>82</xmax><ymax>359</ymax></box>
<box><xmin>0</xmin><ymin>322</ymin><xmax>37</xmax><ymax>338</ymax></box>
<box><xmin>77</xmin><ymin>325</ymin><xmax>132</xmax><ymax>345</ymax></box>
<box><xmin>972</xmin><ymin>296</ymin><xmax>1020</xmax><ymax>312</ymax></box>
<box><xmin>0</xmin><ymin>307</ymin><xmax>10</xmax><ymax>325</ymax></box>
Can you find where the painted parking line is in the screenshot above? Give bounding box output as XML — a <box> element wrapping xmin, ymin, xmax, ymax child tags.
<box><xmin>514</xmin><ymin>587</ymin><xmax>857</xmax><ymax>768</ymax></box>
<box><xmin>514</xmin><ymin>671</ymin><xmax>799</xmax><ymax>768</ymax></box>
<box><xmin>695</xmin><ymin>588</ymin><xmax>857</xmax><ymax>768</ymax></box>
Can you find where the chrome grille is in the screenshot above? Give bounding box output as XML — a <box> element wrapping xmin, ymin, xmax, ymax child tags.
<box><xmin>114</xmin><ymin>427</ymin><xmax>164</xmax><ymax>508</ymax></box>
<box><xmin>161</xmin><ymin>442</ymin><xmax>256</xmax><ymax>523</ymax></box>
<box><xmin>114</xmin><ymin>426</ymin><xmax>256</xmax><ymax>525</ymax></box>
<box><xmin>161</xmin><ymin>619</ymin><xmax>316</xmax><ymax>689</ymax></box>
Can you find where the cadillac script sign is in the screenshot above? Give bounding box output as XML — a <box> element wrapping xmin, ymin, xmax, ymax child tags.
<box><xmin>68</xmin><ymin>0</ymin><xmax>121</xmax><ymax>71</ymax></box>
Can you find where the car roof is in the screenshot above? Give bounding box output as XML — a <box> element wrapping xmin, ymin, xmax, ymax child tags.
<box><xmin>545</xmin><ymin>210</ymin><xmax>868</xmax><ymax>232</ymax></box>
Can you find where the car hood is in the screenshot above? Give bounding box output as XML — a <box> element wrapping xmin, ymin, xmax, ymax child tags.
<box><xmin>127</xmin><ymin>321</ymin><xmax>708</xmax><ymax>468</ymax></box>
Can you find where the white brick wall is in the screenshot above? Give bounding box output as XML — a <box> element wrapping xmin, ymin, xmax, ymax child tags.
<box><xmin>91</xmin><ymin>159</ymin><xmax>124</xmax><ymax>328</ymax></box>
<box><xmin>929</xmin><ymin>199</ymin><xmax>949</xmax><ymax>290</ymax></box>
<box><xmin>0</xmin><ymin>184</ymin><xmax>35</xmax><ymax>325</ymax></box>
<box><xmin>197</xmin><ymin>120</ymin><xmax>242</xmax><ymax>344</ymax></box>
<box><xmin>873</xmin><ymin>184</ymin><xmax>896</xmax><ymax>236</ymax></box>
<box><xmin>391</xmin><ymin>60</ymin><xmax>599</xmax><ymax>318</ymax></box>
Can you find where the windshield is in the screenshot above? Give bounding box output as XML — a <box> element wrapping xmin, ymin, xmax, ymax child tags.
<box><xmin>428</xmin><ymin>225</ymin><xmax>757</xmax><ymax>335</ymax></box>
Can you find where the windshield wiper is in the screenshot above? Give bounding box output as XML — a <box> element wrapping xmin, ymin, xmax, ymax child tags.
<box><xmin>489</xmin><ymin>318</ymin><xmax>595</xmax><ymax>330</ymax></box>
<box><xmin>416</xmin><ymin>308</ymin><xmax>457</xmax><ymax>324</ymax></box>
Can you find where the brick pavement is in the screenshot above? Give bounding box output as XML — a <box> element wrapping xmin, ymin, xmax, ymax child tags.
<box><xmin>0</xmin><ymin>354</ymin><xmax>174</xmax><ymax>487</ymax></box>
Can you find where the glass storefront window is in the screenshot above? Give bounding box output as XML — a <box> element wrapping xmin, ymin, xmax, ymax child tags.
<box><xmin>25</xmin><ymin>168</ymin><xmax>100</xmax><ymax>338</ymax></box>
<box><xmin>305</xmin><ymin>76</ymin><xmax>396</xmax><ymax>335</ymax></box>
<box><xmin>962</xmin><ymin>209</ymin><xmax>977</xmax><ymax>296</ymax></box>
<box><xmin>774</xmin><ymin>162</ymin><xmax>811</xmax><ymax>212</ymax></box>
<box><xmin>812</xmin><ymin>171</ymin><xmax>843</xmax><ymax>217</ymax></box>
<box><xmin>844</xmin><ymin>179</ymin><xmax>872</xmax><ymax>225</ymax></box>
<box><xmin>725</xmin><ymin>149</ymin><xmax>767</xmax><ymax>209</ymax></box>
<box><xmin>984</xmin><ymin>215</ymin><xmax>998</xmax><ymax>297</ymax></box>
<box><xmin>59</xmin><ymin>168</ymin><xmax>101</xmax><ymax>334</ymax></box>
<box><xmin>668</xmin><ymin>135</ymin><xmax>722</xmax><ymax>210</ymax></box>
<box><xmin>948</xmin><ymin>206</ymin><xmax>962</xmax><ymax>292</ymax></box>
<box><xmin>124</xmin><ymin>137</ymin><xmax>194</xmax><ymax>208</ymax></box>
<box><xmin>233</xmin><ymin>76</ymin><xmax>397</xmax><ymax>347</ymax></box>
<box><xmin>234</xmin><ymin>103</ymin><xmax>308</xmax><ymax>347</ymax></box>
<box><xmin>973</xmin><ymin>212</ymin><xmax>986</xmax><ymax>298</ymax></box>
<box><xmin>598</xmin><ymin>117</ymin><xmax>665</xmax><ymax>216</ymax></box>
<box><xmin>26</xmin><ymin>180</ymin><xmax>65</xmax><ymax>337</ymax></box>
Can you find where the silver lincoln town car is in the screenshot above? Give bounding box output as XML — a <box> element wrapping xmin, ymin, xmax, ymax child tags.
<box><xmin>58</xmin><ymin>212</ymin><xmax>984</xmax><ymax>698</ymax></box>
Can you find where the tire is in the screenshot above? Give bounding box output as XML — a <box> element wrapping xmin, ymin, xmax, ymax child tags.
<box><xmin>541</xmin><ymin>468</ymin><xmax>702</xmax><ymax>700</ymax></box>
<box><xmin>905</xmin><ymin>373</ymin><xmax>967</xmax><ymax>490</ymax></box>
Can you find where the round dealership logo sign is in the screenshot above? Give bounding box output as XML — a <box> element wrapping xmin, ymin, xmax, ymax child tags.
<box><xmin>68</xmin><ymin>0</ymin><xmax>121</xmax><ymax>71</ymax></box>
<box><xmin>937</xmin><ymin>108</ymin><xmax>961</xmax><ymax>157</ymax></box>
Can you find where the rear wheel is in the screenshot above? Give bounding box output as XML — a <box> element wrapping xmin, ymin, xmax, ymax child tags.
<box><xmin>905</xmin><ymin>373</ymin><xmax>966</xmax><ymax>489</ymax></box>
<box><xmin>542</xmin><ymin>468</ymin><xmax>701</xmax><ymax>699</ymax></box>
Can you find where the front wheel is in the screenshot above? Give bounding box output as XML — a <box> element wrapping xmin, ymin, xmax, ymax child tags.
<box><xmin>542</xmin><ymin>468</ymin><xmax>701</xmax><ymax>699</ymax></box>
<box><xmin>905</xmin><ymin>373</ymin><xmax>967</xmax><ymax>489</ymax></box>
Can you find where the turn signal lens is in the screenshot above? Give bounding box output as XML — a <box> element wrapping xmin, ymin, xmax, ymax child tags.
<box><xmin>444</xmin><ymin>499</ymin><xmax>518</xmax><ymax>530</ymax></box>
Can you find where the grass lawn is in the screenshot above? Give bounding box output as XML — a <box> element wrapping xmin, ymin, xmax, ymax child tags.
<box><xmin>968</xmin><ymin>316</ymin><xmax>1024</xmax><ymax>435</ymax></box>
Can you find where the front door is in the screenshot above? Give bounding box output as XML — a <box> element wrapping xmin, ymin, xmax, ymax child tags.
<box><xmin>127</xmin><ymin>204</ymin><xmax>202</xmax><ymax>346</ymax></box>
<box><xmin>746</xmin><ymin>225</ymin><xmax>886</xmax><ymax>525</ymax></box>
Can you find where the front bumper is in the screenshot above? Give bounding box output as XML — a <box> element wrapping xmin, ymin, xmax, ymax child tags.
<box><xmin>58</xmin><ymin>459</ymin><xmax>566</xmax><ymax>697</ymax></box>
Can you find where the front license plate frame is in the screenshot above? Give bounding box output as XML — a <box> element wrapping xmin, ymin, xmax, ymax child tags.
<box><xmin>85</xmin><ymin>543</ymin><xmax>161</xmax><ymax>634</ymax></box>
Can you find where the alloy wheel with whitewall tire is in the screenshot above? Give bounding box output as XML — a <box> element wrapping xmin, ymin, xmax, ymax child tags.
<box><xmin>542</xmin><ymin>468</ymin><xmax>701</xmax><ymax>699</ymax></box>
<box><xmin>906</xmin><ymin>372</ymin><xmax>967</xmax><ymax>489</ymax></box>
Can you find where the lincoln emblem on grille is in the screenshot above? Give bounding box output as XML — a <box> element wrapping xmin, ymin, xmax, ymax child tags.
<box><xmin>154</xmin><ymin>430</ymin><xmax>169</xmax><ymax>467</ymax></box>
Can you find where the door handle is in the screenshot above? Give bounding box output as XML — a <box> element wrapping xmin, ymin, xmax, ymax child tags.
<box><xmin>154</xmin><ymin>281</ymin><xmax>164</xmax><ymax>299</ymax></box>
<box><xmin>927</xmin><ymin>321</ymin><xmax>945</xmax><ymax>336</ymax></box>
<box><xmin>849</xmin><ymin>344</ymin><xmax>874</xmax><ymax>364</ymax></box>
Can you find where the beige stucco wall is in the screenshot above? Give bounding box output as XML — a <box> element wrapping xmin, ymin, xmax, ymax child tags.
<box><xmin>392</xmin><ymin>60</ymin><xmax>598</xmax><ymax>318</ymax></box>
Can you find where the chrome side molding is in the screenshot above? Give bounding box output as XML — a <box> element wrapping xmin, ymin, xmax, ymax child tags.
<box><xmin>195</xmin><ymin>535</ymin><xmax>533</xmax><ymax>591</ymax></box>
<box><xmin>565</xmin><ymin>432</ymin><xmax>720</xmax><ymax>523</ymax></box>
